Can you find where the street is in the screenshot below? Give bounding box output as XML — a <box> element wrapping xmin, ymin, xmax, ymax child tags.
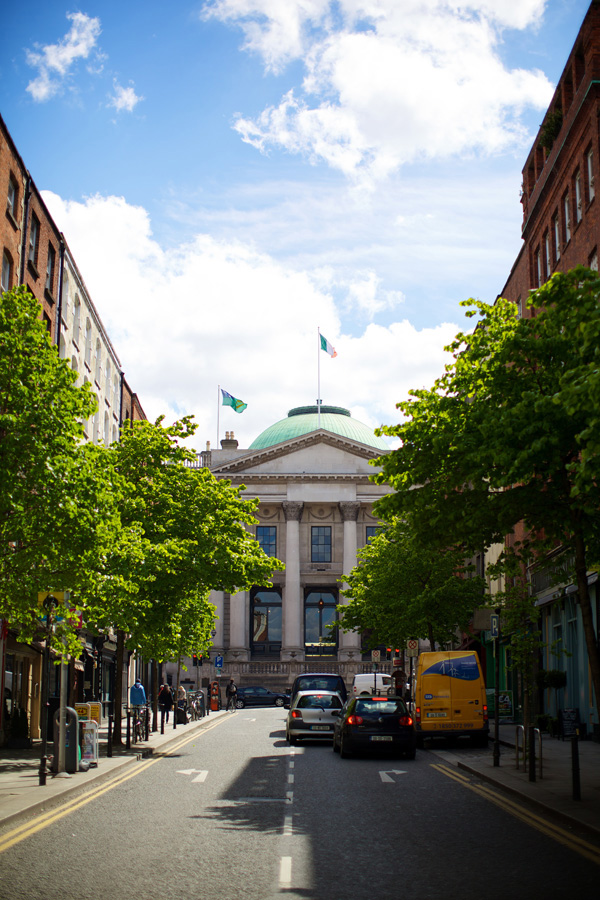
<box><xmin>0</xmin><ymin>708</ymin><xmax>598</xmax><ymax>900</ymax></box>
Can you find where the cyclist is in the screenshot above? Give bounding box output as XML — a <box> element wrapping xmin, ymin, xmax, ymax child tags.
<box><xmin>129</xmin><ymin>678</ymin><xmax>147</xmax><ymax>741</ymax></box>
<box><xmin>225</xmin><ymin>678</ymin><xmax>238</xmax><ymax>712</ymax></box>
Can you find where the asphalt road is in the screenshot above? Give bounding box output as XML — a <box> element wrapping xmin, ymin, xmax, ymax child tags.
<box><xmin>0</xmin><ymin>708</ymin><xmax>598</xmax><ymax>900</ymax></box>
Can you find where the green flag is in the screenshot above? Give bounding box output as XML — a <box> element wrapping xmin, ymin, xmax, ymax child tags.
<box><xmin>221</xmin><ymin>388</ymin><xmax>247</xmax><ymax>413</ymax></box>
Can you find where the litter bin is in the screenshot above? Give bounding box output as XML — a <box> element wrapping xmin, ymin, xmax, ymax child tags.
<box><xmin>210</xmin><ymin>681</ymin><xmax>221</xmax><ymax>712</ymax></box>
<box><xmin>51</xmin><ymin>707</ymin><xmax>79</xmax><ymax>774</ymax></box>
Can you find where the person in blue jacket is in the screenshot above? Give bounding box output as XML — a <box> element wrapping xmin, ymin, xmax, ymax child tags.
<box><xmin>130</xmin><ymin>678</ymin><xmax>146</xmax><ymax>707</ymax></box>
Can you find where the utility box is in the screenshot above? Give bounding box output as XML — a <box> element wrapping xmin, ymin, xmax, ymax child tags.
<box><xmin>52</xmin><ymin>707</ymin><xmax>79</xmax><ymax>774</ymax></box>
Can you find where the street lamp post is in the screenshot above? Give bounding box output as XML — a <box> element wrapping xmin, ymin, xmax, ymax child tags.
<box><xmin>38</xmin><ymin>594</ymin><xmax>56</xmax><ymax>786</ymax></box>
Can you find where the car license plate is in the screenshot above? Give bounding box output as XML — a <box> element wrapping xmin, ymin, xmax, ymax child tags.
<box><xmin>427</xmin><ymin>712</ymin><xmax>447</xmax><ymax>718</ymax></box>
<box><xmin>371</xmin><ymin>735</ymin><xmax>393</xmax><ymax>741</ymax></box>
<box><xmin>312</xmin><ymin>725</ymin><xmax>331</xmax><ymax>731</ymax></box>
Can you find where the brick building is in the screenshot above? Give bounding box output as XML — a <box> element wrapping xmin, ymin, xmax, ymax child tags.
<box><xmin>494</xmin><ymin>1</ymin><xmax>600</xmax><ymax>735</ymax></box>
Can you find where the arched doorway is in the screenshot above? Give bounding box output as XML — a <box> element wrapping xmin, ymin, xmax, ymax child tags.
<box><xmin>250</xmin><ymin>587</ymin><xmax>282</xmax><ymax>658</ymax></box>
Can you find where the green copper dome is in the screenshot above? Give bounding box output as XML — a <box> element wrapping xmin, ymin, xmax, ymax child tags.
<box><xmin>249</xmin><ymin>405</ymin><xmax>389</xmax><ymax>451</ymax></box>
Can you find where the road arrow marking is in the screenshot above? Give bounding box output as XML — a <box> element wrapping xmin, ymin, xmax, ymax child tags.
<box><xmin>177</xmin><ymin>769</ymin><xmax>208</xmax><ymax>782</ymax></box>
<box><xmin>379</xmin><ymin>770</ymin><xmax>407</xmax><ymax>783</ymax></box>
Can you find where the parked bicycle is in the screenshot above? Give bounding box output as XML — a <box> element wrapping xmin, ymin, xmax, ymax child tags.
<box><xmin>131</xmin><ymin>705</ymin><xmax>148</xmax><ymax>743</ymax></box>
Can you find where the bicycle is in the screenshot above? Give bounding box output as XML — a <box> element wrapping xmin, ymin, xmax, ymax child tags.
<box><xmin>226</xmin><ymin>693</ymin><xmax>237</xmax><ymax>712</ymax></box>
<box><xmin>131</xmin><ymin>705</ymin><xmax>146</xmax><ymax>743</ymax></box>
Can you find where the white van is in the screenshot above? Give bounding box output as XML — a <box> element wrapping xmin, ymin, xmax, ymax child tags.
<box><xmin>352</xmin><ymin>673</ymin><xmax>393</xmax><ymax>697</ymax></box>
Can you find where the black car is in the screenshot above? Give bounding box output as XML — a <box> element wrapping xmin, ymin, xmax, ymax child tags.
<box><xmin>286</xmin><ymin>673</ymin><xmax>348</xmax><ymax>708</ymax></box>
<box><xmin>332</xmin><ymin>695</ymin><xmax>417</xmax><ymax>759</ymax></box>
<box><xmin>234</xmin><ymin>685</ymin><xmax>289</xmax><ymax>709</ymax></box>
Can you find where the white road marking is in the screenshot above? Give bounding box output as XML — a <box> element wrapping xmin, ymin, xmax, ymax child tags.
<box><xmin>288</xmin><ymin>773</ymin><xmax>294</xmax><ymax>784</ymax></box>
<box><xmin>283</xmin><ymin>815</ymin><xmax>293</xmax><ymax>837</ymax></box>
<box><xmin>279</xmin><ymin>856</ymin><xmax>292</xmax><ymax>887</ymax></box>
<box><xmin>379</xmin><ymin>769</ymin><xmax>407</xmax><ymax>783</ymax></box>
<box><xmin>286</xmin><ymin>790</ymin><xmax>294</xmax><ymax>803</ymax></box>
<box><xmin>176</xmin><ymin>769</ymin><xmax>208</xmax><ymax>782</ymax></box>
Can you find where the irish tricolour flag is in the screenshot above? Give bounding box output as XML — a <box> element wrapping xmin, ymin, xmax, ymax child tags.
<box><xmin>320</xmin><ymin>333</ymin><xmax>337</xmax><ymax>358</ymax></box>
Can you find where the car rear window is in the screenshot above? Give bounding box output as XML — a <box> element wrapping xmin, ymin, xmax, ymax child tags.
<box><xmin>355</xmin><ymin>699</ymin><xmax>407</xmax><ymax>715</ymax></box>
<box><xmin>296</xmin><ymin>677</ymin><xmax>343</xmax><ymax>693</ymax></box>
<box><xmin>297</xmin><ymin>694</ymin><xmax>343</xmax><ymax>710</ymax></box>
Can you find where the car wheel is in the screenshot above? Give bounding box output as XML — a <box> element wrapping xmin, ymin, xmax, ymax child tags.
<box><xmin>287</xmin><ymin>730</ymin><xmax>297</xmax><ymax>745</ymax></box>
<box><xmin>275</xmin><ymin>698</ymin><xmax>284</xmax><ymax>707</ymax></box>
<box><xmin>340</xmin><ymin>732</ymin><xmax>352</xmax><ymax>759</ymax></box>
<box><xmin>235</xmin><ymin>698</ymin><xmax>245</xmax><ymax>709</ymax></box>
<box><xmin>404</xmin><ymin>745</ymin><xmax>417</xmax><ymax>760</ymax></box>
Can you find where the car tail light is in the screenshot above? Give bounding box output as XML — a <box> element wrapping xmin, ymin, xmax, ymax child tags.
<box><xmin>291</xmin><ymin>710</ymin><xmax>303</xmax><ymax>719</ymax></box>
<box><xmin>399</xmin><ymin>715</ymin><xmax>413</xmax><ymax>727</ymax></box>
<box><xmin>415</xmin><ymin>706</ymin><xmax>421</xmax><ymax>724</ymax></box>
<box><xmin>346</xmin><ymin>715</ymin><xmax>363</xmax><ymax>725</ymax></box>
<box><xmin>483</xmin><ymin>704</ymin><xmax>488</xmax><ymax>722</ymax></box>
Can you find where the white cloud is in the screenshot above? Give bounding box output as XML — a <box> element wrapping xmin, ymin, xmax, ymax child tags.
<box><xmin>109</xmin><ymin>81</ymin><xmax>143</xmax><ymax>113</ymax></box>
<box><xmin>43</xmin><ymin>190</ymin><xmax>457</xmax><ymax>449</ymax></box>
<box><xmin>205</xmin><ymin>0</ymin><xmax>554</xmax><ymax>181</ymax></box>
<box><xmin>26</xmin><ymin>12</ymin><xmax>102</xmax><ymax>102</ymax></box>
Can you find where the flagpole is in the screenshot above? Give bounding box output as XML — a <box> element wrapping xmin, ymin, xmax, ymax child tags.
<box><xmin>217</xmin><ymin>384</ymin><xmax>220</xmax><ymax>449</ymax></box>
<box><xmin>317</xmin><ymin>327</ymin><xmax>321</xmax><ymax>429</ymax></box>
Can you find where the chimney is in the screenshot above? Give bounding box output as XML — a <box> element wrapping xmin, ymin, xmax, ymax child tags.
<box><xmin>220</xmin><ymin>430</ymin><xmax>239</xmax><ymax>449</ymax></box>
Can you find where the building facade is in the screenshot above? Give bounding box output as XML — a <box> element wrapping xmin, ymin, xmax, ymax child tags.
<box><xmin>169</xmin><ymin>405</ymin><xmax>392</xmax><ymax>692</ymax></box>
<box><xmin>492</xmin><ymin>1</ymin><xmax>600</xmax><ymax>735</ymax></box>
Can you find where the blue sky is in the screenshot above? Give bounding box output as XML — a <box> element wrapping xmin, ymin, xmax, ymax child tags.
<box><xmin>0</xmin><ymin>1</ymin><xmax>592</xmax><ymax>448</ymax></box>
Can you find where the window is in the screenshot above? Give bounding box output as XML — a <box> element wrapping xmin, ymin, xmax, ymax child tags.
<box><xmin>257</xmin><ymin>525</ymin><xmax>277</xmax><ymax>557</ymax></box>
<box><xmin>574</xmin><ymin>171</ymin><xmax>582</xmax><ymax>223</ymax></box>
<box><xmin>563</xmin><ymin>192</ymin><xmax>571</xmax><ymax>243</ymax></box>
<box><xmin>73</xmin><ymin>295</ymin><xmax>81</xmax><ymax>345</ymax></box>
<box><xmin>45</xmin><ymin>243</ymin><xmax>56</xmax><ymax>295</ymax></box>
<box><xmin>84</xmin><ymin>319</ymin><xmax>92</xmax><ymax>367</ymax></box>
<box><xmin>311</xmin><ymin>526</ymin><xmax>332</xmax><ymax>562</ymax></box>
<box><xmin>94</xmin><ymin>339</ymin><xmax>102</xmax><ymax>383</ymax></box>
<box><xmin>304</xmin><ymin>589</ymin><xmax>338</xmax><ymax>654</ymax></box>
<box><xmin>113</xmin><ymin>374</ymin><xmax>120</xmax><ymax>412</ymax></box>
<box><xmin>28</xmin><ymin>214</ymin><xmax>40</xmax><ymax>268</ymax></box>
<box><xmin>1</xmin><ymin>250</ymin><xmax>12</xmax><ymax>292</ymax></box>
<box><xmin>544</xmin><ymin>231</ymin><xmax>552</xmax><ymax>279</ymax></box>
<box><xmin>366</xmin><ymin>526</ymin><xmax>379</xmax><ymax>542</ymax></box>
<box><xmin>104</xmin><ymin>412</ymin><xmax>110</xmax><ymax>446</ymax></box>
<box><xmin>553</xmin><ymin>213</ymin><xmax>561</xmax><ymax>263</ymax></box>
<box><xmin>105</xmin><ymin>358</ymin><xmax>111</xmax><ymax>396</ymax></box>
<box><xmin>6</xmin><ymin>175</ymin><xmax>18</xmax><ymax>220</ymax></box>
<box><xmin>534</xmin><ymin>248</ymin><xmax>542</xmax><ymax>287</ymax></box>
<box><xmin>587</xmin><ymin>148</ymin><xmax>595</xmax><ymax>202</ymax></box>
<box><xmin>61</xmin><ymin>270</ymin><xmax>69</xmax><ymax>324</ymax></box>
<box><xmin>589</xmin><ymin>248</ymin><xmax>598</xmax><ymax>271</ymax></box>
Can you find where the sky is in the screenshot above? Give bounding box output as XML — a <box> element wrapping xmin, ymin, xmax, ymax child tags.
<box><xmin>0</xmin><ymin>0</ymin><xmax>592</xmax><ymax>450</ymax></box>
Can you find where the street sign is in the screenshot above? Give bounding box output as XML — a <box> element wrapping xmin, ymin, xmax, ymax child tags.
<box><xmin>371</xmin><ymin>650</ymin><xmax>381</xmax><ymax>662</ymax></box>
<box><xmin>214</xmin><ymin>655</ymin><xmax>223</xmax><ymax>669</ymax></box>
<box><xmin>406</xmin><ymin>639</ymin><xmax>418</xmax><ymax>657</ymax></box>
<box><xmin>490</xmin><ymin>614</ymin><xmax>500</xmax><ymax>639</ymax></box>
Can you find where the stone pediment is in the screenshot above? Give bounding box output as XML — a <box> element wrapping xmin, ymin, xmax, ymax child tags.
<box><xmin>209</xmin><ymin>429</ymin><xmax>388</xmax><ymax>478</ymax></box>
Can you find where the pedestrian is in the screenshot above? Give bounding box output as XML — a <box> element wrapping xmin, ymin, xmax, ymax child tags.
<box><xmin>178</xmin><ymin>683</ymin><xmax>187</xmax><ymax>703</ymax></box>
<box><xmin>158</xmin><ymin>683</ymin><xmax>173</xmax><ymax>724</ymax></box>
<box><xmin>130</xmin><ymin>678</ymin><xmax>146</xmax><ymax>707</ymax></box>
<box><xmin>225</xmin><ymin>677</ymin><xmax>237</xmax><ymax>712</ymax></box>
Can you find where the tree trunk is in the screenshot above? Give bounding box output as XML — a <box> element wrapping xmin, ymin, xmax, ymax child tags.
<box><xmin>151</xmin><ymin>660</ymin><xmax>159</xmax><ymax>732</ymax></box>
<box><xmin>112</xmin><ymin>630</ymin><xmax>125</xmax><ymax>746</ymax></box>
<box><xmin>573</xmin><ymin>530</ymin><xmax>600</xmax><ymax>717</ymax></box>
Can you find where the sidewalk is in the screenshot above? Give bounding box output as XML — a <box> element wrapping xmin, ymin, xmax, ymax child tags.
<box><xmin>0</xmin><ymin>709</ymin><xmax>228</xmax><ymax>828</ymax></box>
<box><xmin>438</xmin><ymin>722</ymin><xmax>600</xmax><ymax>839</ymax></box>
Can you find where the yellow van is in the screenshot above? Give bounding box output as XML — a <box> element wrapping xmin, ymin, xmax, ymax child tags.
<box><xmin>413</xmin><ymin>651</ymin><xmax>489</xmax><ymax>746</ymax></box>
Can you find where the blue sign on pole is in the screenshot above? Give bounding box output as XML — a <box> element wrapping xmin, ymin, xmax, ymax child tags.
<box><xmin>490</xmin><ymin>615</ymin><xmax>500</xmax><ymax>639</ymax></box>
<box><xmin>214</xmin><ymin>655</ymin><xmax>223</xmax><ymax>669</ymax></box>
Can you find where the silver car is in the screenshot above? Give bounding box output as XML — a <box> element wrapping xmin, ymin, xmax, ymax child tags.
<box><xmin>285</xmin><ymin>690</ymin><xmax>344</xmax><ymax>744</ymax></box>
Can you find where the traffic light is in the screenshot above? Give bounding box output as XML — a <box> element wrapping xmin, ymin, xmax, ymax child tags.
<box><xmin>192</xmin><ymin>654</ymin><xmax>202</xmax><ymax>666</ymax></box>
<box><xmin>386</xmin><ymin>648</ymin><xmax>392</xmax><ymax>660</ymax></box>
<box><xmin>318</xmin><ymin>599</ymin><xmax>325</xmax><ymax>610</ymax></box>
<box><xmin>394</xmin><ymin>649</ymin><xmax>400</xmax><ymax>658</ymax></box>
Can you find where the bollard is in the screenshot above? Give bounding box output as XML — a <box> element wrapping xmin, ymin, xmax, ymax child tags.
<box><xmin>107</xmin><ymin>713</ymin><xmax>113</xmax><ymax>758</ymax></box>
<box><xmin>571</xmin><ymin>734</ymin><xmax>581</xmax><ymax>801</ymax></box>
<box><xmin>528</xmin><ymin>725</ymin><xmax>536</xmax><ymax>782</ymax></box>
<box><xmin>126</xmin><ymin>707</ymin><xmax>131</xmax><ymax>750</ymax></box>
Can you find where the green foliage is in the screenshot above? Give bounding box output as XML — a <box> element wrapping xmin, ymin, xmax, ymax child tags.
<box><xmin>0</xmin><ymin>286</ymin><xmax>123</xmax><ymax>655</ymax></box>
<box><xmin>339</xmin><ymin>518</ymin><xmax>486</xmax><ymax>650</ymax></box>
<box><xmin>538</xmin><ymin>109</ymin><xmax>563</xmax><ymax>151</ymax></box>
<box><xmin>91</xmin><ymin>416</ymin><xmax>284</xmax><ymax>661</ymax></box>
<box><xmin>372</xmin><ymin>267</ymin><xmax>600</xmax><ymax>708</ymax></box>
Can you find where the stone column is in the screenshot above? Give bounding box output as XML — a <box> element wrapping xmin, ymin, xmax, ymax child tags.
<box><xmin>338</xmin><ymin>501</ymin><xmax>362</xmax><ymax>658</ymax></box>
<box><xmin>227</xmin><ymin>590</ymin><xmax>249</xmax><ymax>662</ymax></box>
<box><xmin>282</xmin><ymin>501</ymin><xmax>304</xmax><ymax>661</ymax></box>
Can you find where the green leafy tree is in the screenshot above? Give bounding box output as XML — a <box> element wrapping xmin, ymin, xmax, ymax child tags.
<box><xmin>339</xmin><ymin>518</ymin><xmax>486</xmax><ymax>650</ymax></box>
<box><xmin>374</xmin><ymin>267</ymin><xmax>600</xmax><ymax>710</ymax></box>
<box><xmin>0</xmin><ymin>286</ymin><xmax>123</xmax><ymax>656</ymax></box>
<box><xmin>91</xmin><ymin>416</ymin><xmax>284</xmax><ymax>740</ymax></box>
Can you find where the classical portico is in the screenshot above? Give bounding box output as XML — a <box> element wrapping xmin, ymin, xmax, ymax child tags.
<box><xmin>203</xmin><ymin>405</ymin><xmax>391</xmax><ymax>685</ymax></box>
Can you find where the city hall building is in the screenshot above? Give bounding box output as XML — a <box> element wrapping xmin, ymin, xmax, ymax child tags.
<box><xmin>198</xmin><ymin>404</ymin><xmax>392</xmax><ymax>688</ymax></box>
